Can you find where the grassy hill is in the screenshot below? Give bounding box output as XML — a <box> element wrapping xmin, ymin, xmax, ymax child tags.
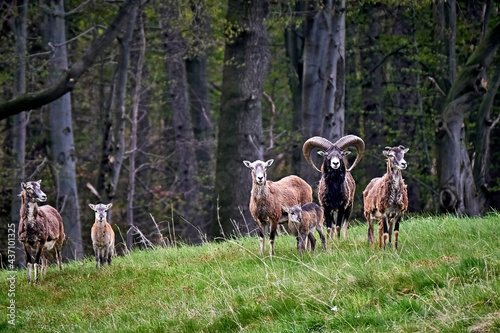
<box><xmin>2</xmin><ymin>213</ymin><xmax>500</xmax><ymax>332</ymax></box>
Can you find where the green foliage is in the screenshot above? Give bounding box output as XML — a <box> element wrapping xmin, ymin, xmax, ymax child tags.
<box><xmin>2</xmin><ymin>214</ymin><xmax>500</xmax><ymax>332</ymax></box>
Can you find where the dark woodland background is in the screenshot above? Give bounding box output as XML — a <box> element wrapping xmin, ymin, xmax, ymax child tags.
<box><xmin>0</xmin><ymin>0</ymin><xmax>499</xmax><ymax>264</ymax></box>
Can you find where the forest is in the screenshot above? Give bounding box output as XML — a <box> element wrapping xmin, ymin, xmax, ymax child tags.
<box><xmin>0</xmin><ymin>0</ymin><xmax>499</xmax><ymax>263</ymax></box>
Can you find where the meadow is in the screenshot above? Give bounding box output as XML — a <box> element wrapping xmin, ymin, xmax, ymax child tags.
<box><xmin>2</xmin><ymin>213</ymin><xmax>500</xmax><ymax>332</ymax></box>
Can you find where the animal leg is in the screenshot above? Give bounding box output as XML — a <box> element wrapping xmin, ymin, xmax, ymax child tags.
<box><xmin>324</xmin><ymin>207</ymin><xmax>333</xmax><ymax>239</ymax></box>
<box><xmin>257</xmin><ymin>227</ymin><xmax>265</xmax><ymax>256</ymax></box>
<box><xmin>394</xmin><ymin>215</ymin><xmax>401</xmax><ymax>250</ymax></box>
<box><xmin>41</xmin><ymin>256</ymin><xmax>47</xmax><ymax>276</ymax></box>
<box><xmin>34</xmin><ymin>244</ymin><xmax>44</xmax><ymax>282</ymax></box>
<box><xmin>269</xmin><ymin>224</ymin><xmax>277</xmax><ymax>257</ymax></box>
<box><xmin>316</xmin><ymin>227</ymin><xmax>326</xmax><ymax>251</ymax></box>
<box><xmin>94</xmin><ymin>245</ymin><xmax>100</xmax><ymax>268</ymax></box>
<box><xmin>24</xmin><ymin>245</ymin><xmax>33</xmax><ymax>283</ymax></box>
<box><xmin>107</xmin><ymin>245</ymin><xmax>113</xmax><ymax>265</ymax></box>
<box><xmin>56</xmin><ymin>247</ymin><xmax>63</xmax><ymax>271</ymax></box>
<box><xmin>377</xmin><ymin>218</ymin><xmax>384</xmax><ymax>249</ymax></box>
<box><xmin>307</xmin><ymin>232</ymin><xmax>317</xmax><ymax>252</ymax></box>
<box><xmin>367</xmin><ymin>216</ymin><xmax>374</xmax><ymax>248</ymax></box>
<box><xmin>336</xmin><ymin>207</ymin><xmax>345</xmax><ymax>238</ymax></box>
<box><xmin>343</xmin><ymin>205</ymin><xmax>352</xmax><ymax>239</ymax></box>
<box><xmin>102</xmin><ymin>247</ymin><xmax>109</xmax><ymax>267</ymax></box>
<box><xmin>381</xmin><ymin>215</ymin><xmax>389</xmax><ymax>250</ymax></box>
<box><xmin>296</xmin><ymin>236</ymin><xmax>302</xmax><ymax>254</ymax></box>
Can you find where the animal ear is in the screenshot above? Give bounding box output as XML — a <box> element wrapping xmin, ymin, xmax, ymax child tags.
<box><xmin>21</xmin><ymin>182</ymin><xmax>26</xmax><ymax>189</ymax></box>
<box><xmin>89</xmin><ymin>203</ymin><xmax>96</xmax><ymax>210</ymax></box>
<box><xmin>265</xmin><ymin>159</ymin><xmax>274</xmax><ymax>167</ymax></box>
<box><xmin>317</xmin><ymin>151</ymin><xmax>327</xmax><ymax>157</ymax></box>
<box><xmin>106</xmin><ymin>203</ymin><xmax>113</xmax><ymax>210</ymax></box>
<box><xmin>36</xmin><ymin>179</ymin><xmax>42</xmax><ymax>184</ymax></box>
<box><xmin>403</xmin><ymin>147</ymin><xmax>409</xmax><ymax>153</ymax></box>
<box><xmin>243</xmin><ymin>160</ymin><xmax>253</xmax><ymax>169</ymax></box>
<box><xmin>282</xmin><ymin>206</ymin><xmax>289</xmax><ymax>213</ymax></box>
<box><xmin>382</xmin><ymin>150</ymin><xmax>390</xmax><ymax>157</ymax></box>
<box><xmin>342</xmin><ymin>150</ymin><xmax>351</xmax><ymax>156</ymax></box>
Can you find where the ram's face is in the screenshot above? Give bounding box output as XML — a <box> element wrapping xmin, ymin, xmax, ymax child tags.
<box><xmin>243</xmin><ymin>159</ymin><xmax>274</xmax><ymax>185</ymax></box>
<box><xmin>383</xmin><ymin>146</ymin><xmax>409</xmax><ymax>170</ymax></box>
<box><xmin>318</xmin><ymin>147</ymin><xmax>351</xmax><ymax>170</ymax></box>
<box><xmin>21</xmin><ymin>180</ymin><xmax>47</xmax><ymax>202</ymax></box>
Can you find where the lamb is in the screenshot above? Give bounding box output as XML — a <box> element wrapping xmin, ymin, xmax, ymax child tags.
<box><xmin>89</xmin><ymin>203</ymin><xmax>115</xmax><ymax>268</ymax></box>
<box><xmin>363</xmin><ymin>146</ymin><xmax>409</xmax><ymax>250</ymax></box>
<box><xmin>243</xmin><ymin>159</ymin><xmax>313</xmax><ymax>256</ymax></box>
<box><xmin>18</xmin><ymin>180</ymin><xmax>65</xmax><ymax>283</ymax></box>
<box><xmin>303</xmin><ymin>135</ymin><xmax>365</xmax><ymax>239</ymax></box>
<box><xmin>284</xmin><ymin>203</ymin><xmax>326</xmax><ymax>254</ymax></box>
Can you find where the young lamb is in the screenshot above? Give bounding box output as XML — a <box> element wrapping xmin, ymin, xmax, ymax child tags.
<box><xmin>18</xmin><ymin>180</ymin><xmax>65</xmax><ymax>283</ymax></box>
<box><xmin>303</xmin><ymin>135</ymin><xmax>365</xmax><ymax>239</ymax></box>
<box><xmin>284</xmin><ymin>203</ymin><xmax>326</xmax><ymax>254</ymax></box>
<box><xmin>363</xmin><ymin>146</ymin><xmax>409</xmax><ymax>250</ymax></box>
<box><xmin>89</xmin><ymin>203</ymin><xmax>115</xmax><ymax>268</ymax></box>
<box><xmin>243</xmin><ymin>159</ymin><xmax>313</xmax><ymax>256</ymax></box>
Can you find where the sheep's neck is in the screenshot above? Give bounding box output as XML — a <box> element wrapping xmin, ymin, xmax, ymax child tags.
<box><xmin>94</xmin><ymin>220</ymin><xmax>108</xmax><ymax>228</ymax></box>
<box><xmin>252</xmin><ymin>182</ymin><xmax>268</xmax><ymax>200</ymax></box>
<box><xmin>20</xmin><ymin>191</ymin><xmax>38</xmax><ymax>225</ymax></box>
<box><xmin>386</xmin><ymin>162</ymin><xmax>403</xmax><ymax>203</ymax></box>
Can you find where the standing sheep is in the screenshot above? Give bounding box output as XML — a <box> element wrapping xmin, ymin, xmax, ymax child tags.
<box><xmin>284</xmin><ymin>203</ymin><xmax>326</xmax><ymax>254</ymax></box>
<box><xmin>243</xmin><ymin>159</ymin><xmax>313</xmax><ymax>256</ymax></box>
<box><xmin>363</xmin><ymin>146</ymin><xmax>409</xmax><ymax>250</ymax></box>
<box><xmin>18</xmin><ymin>180</ymin><xmax>65</xmax><ymax>283</ymax></box>
<box><xmin>89</xmin><ymin>203</ymin><xmax>115</xmax><ymax>268</ymax></box>
<box><xmin>303</xmin><ymin>135</ymin><xmax>365</xmax><ymax>239</ymax></box>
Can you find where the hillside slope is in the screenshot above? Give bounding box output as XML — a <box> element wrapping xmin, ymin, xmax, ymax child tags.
<box><xmin>2</xmin><ymin>214</ymin><xmax>500</xmax><ymax>332</ymax></box>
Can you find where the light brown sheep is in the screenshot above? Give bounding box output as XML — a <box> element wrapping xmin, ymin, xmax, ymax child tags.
<box><xmin>244</xmin><ymin>159</ymin><xmax>313</xmax><ymax>256</ymax></box>
<box><xmin>363</xmin><ymin>146</ymin><xmax>409</xmax><ymax>250</ymax></box>
<box><xmin>89</xmin><ymin>203</ymin><xmax>115</xmax><ymax>268</ymax></box>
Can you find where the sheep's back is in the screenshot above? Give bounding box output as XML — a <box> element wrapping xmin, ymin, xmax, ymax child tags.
<box><xmin>270</xmin><ymin>175</ymin><xmax>313</xmax><ymax>204</ymax></box>
<box><xmin>363</xmin><ymin>177</ymin><xmax>383</xmax><ymax>215</ymax></box>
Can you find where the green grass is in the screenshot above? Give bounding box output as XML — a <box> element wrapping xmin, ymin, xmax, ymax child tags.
<box><xmin>2</xmin><ymin>213</ymin><xmax>500</xmax><ymax>332</ymax></box>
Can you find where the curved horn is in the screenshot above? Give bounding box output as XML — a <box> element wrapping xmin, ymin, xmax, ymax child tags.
<box><xmin>302</xmin><ymin>136</ymin><xmax>334</xmax><ymax>172</ymax></box>
<box><xmin>333</xmin><ymin>135</ymin><xmax>365</xmax><ymax>172</ymax></box>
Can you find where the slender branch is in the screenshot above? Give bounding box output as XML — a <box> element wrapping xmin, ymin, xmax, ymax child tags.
<box><xmin>427</xmin><ymin>76</ymin><xmax>446</xmax><ymax>96</ymax></box>
<box><xmin>0</xmin><ymin>0</ymin><xmax>142</xmax><ymax>120</ymax></box>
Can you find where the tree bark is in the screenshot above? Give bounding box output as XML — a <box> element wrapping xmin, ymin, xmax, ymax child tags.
<box><xmin>211</xmin><ymin>0</ymin><xmax>270</xmax><ymax>238</ymax></box>
<box><xmin>45</xmin><ymin>0</ymin><xmax>82</xmax><ymax>259</ymax></box>
<box><xmin>436</xmin><ymin>22</ymin><xmax>500</xmax><ymax>215</ymax></box>
<box><xmin>10</xmin><ymin>0</ymin><xmax>28</xmax><ymax>266</ymax></box>
<box><xmin>361</xmin><ymin>3</ymin><xmax>385</xmax><ymax>182</ymax></box>
<box><xmin>0</xmin><ymin>0</ymin><xmax>141</xmax><ymax>120</ymax></box>
<box><xmin>322</xmin><ymin>0</ymin><xmax>345</xmax><ymax>143</ymax></box>
<box><xmin>161</xmin><ymin>0</ymin><xmax>202</xmax><ymax>243</ymax></box>
<box><xmin>284</xmin><ymin>0</ymin><xmax>304</xmax><ymax>176</ymax></box>
<box><xmin>97</xmin><ymin>5</ymin><xmax>138</xmax><ymax>213</ymax></box>
<box><xmin>301</xmin><ymin>0</ymin><xmax>332</xmax><ymax>185</ymax></box>
<box><xmin>126</xmin><ymin>14</ymin><xmax>146</xmax><ymax>250</ymax></box>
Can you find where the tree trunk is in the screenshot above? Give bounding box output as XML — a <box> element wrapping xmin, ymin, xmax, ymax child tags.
<box><xmin>126</xmin><ymin>14</ymin><xmax>146</xmax><ymax>250</ymax></box>
<box><xmin>436</xmin><ymin>22</ymin><xmax>500</xmax><ymax>215</ymax></box>
<box><xmin>97</xmin><ymin>5</ymin><xmax>137</xmax><ymax>218</ymax></box>
<box><xmin>161</xmin><ymin>0</ymin><xmax>202</xmax><ymax>243</ymax></box>
<box><xmin>45</xmin><ymin>0</ymin><xmax>82</xmax><ymax>259</ymax></box>
<box><xmin>322</xmin><ymin>0</ymin><xmax>345</xmax><ymax>143</ymax></box>
<box><xmin>301</xmin><ymin>0</ymin><xmax>332</xmax><ymax>185</ymax></box>
<box><xmin>211</xmin><ymin>0</ymin><xmax>270</xmax><ymax>238</ymax></box>
<box><xmin>284</xmin><ymin>0</ymin><xmax>304</xmax><ymax>176</ymax></box>
<box><xmin>10</xmin><ymin>0</ymin><xmax>28</xmax><ymax>266</ymax></box>
<box><xmin>361</xmin><ymin>3</ymin><xmax>385</xmax><ymax>182</ymax></box>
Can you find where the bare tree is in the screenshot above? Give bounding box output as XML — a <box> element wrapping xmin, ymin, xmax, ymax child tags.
<box><xmin>44</xmin><ymin>0</ymin><xmax>82</xmax><ymax>259</ymax></box>
<box><xmin>126</xmin><ymin>14</ymin><xmax>146</xmax><ymax>250</ymax></box>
